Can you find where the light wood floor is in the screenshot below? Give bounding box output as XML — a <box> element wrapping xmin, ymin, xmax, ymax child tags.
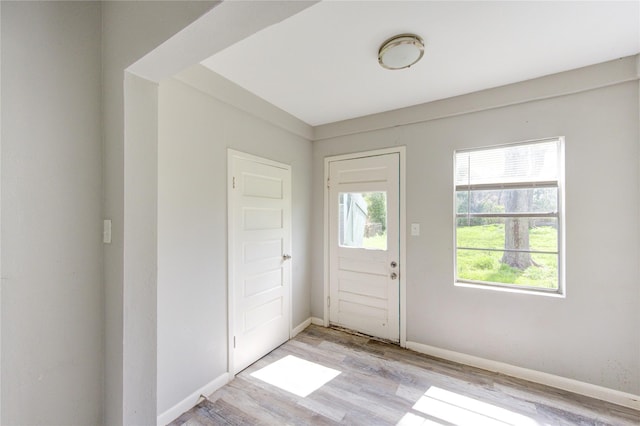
<box><xmin>170</xmin><ymin>325</ymin><xmax>640</xmax><ymax>425</ymax></box>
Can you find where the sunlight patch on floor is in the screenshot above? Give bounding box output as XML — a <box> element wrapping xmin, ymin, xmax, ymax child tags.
<box><xmin>396</xmin><ymin>412</ymin><xmax>446</xmax><ymax>425</ymax></box>
<box><xmin>407</xmin><ymin>386</ymin><xmax>540</xmax><ymax>426</ymax></box>
<box><xmin>250</xmin><ymin>355</ymin><xmax>341</xmax><ymax>397</ymax></box>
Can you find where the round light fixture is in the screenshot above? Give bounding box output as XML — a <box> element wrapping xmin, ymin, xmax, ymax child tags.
<box><xmin>378</xmin><ymin>34</ymin><xmax>425</xmax><ymax>70</ymax></box>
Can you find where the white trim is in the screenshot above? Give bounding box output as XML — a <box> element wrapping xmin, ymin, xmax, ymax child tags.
<box><xmin>227</xmin><ymin>149</ymin><xmax>293</xmax><ymax>377</ymax></box>
<box><xmin>227</xmin><ymin>150</ymin><xmax>235</xmax><ymax>377</ymax></box>
<box><xmin>0</xmin><ymin>3</ymin><xmax>3</xmax><ymax>420</ymax></box>
<box><xmin>228</xmin><ymin>148</ymin><xmax>293</xmax><ymax>171</ymax></box>
<box><xmin>292</xmin><ymin>318</ymin><xmax>312</xmax><ymax>337</ymax></box>
<box><xmin>454</xmin><ymin>281</ymin><xmax>566</xmax><ymax>298</ymax></box>
<box><xmin>398</xmin><ymin>148</ymin><xmax>407</xmax><ymax>348</ymax></box>
<box><xmin>323</xmin><ymin>147</ymin><xmax>407</xmax><ymax>347</ymax></box>
<box><xmin>311</xmin><ymin>317</ymin><xmax>325</xmax><ymax>326</ymax></box>
<box><xmin>322</xmin><ymin>158</ymin><xmax>331</xmax><ymax>328</ymax></box>
<box><xmin>156</xmin><ymin>372</ymin><xmax>232</xmax><ymax>426</ymax></box>
<box><xmin>557</xmin><ymin>137</ymin><xmax>566</xmax><ymax>297</ymax></box>
<box><xmin>406</xmin><ymin>340</ymin><xmax>640</xmax><ymax>411</ymax></box>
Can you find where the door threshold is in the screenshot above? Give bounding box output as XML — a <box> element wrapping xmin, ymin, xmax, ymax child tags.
<box><xmin>328</xmin><ymin>324</ymin><xmax>399</xmax><ymax>346</ymax></box>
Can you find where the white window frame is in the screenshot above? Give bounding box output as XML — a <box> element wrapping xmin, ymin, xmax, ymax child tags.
<box><xmin>453</xmin><ymin>137</ymin><xmax>565</xmax><ymax>296</ymax></box>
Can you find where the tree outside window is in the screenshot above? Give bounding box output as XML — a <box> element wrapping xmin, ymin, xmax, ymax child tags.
<box><xmin>454</xmin><ymin>138</ymin><xmax>564</xmax><ymax>293</ymax></box>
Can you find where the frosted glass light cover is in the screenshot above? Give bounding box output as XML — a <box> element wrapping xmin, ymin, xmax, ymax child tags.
<box><xmin>378</xmin><ymin>34</ymin><xmax>424</xmax><ymax>70</ymax></box>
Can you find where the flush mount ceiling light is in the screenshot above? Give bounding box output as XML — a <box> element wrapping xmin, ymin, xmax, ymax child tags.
<box><xmin>378</xmin><ymin>34</ymin><xmax>425</xmax><ymax>70</ymax></box>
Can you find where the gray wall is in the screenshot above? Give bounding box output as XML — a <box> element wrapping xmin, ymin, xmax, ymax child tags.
<box><xmin>101</xmin><ymin>2</ymin><xmax>215</xmax><ymax>424</ymax></box>
<box><xmin>1</xmin><ymin>1</ymin><xmax>217</xmax><ymax>424</ymax></box>
<box><xmin>1</xmin><ymin>2</ymin><xmax>103</xmax><ymax>424</ymax></box>
<box><xmin>105</xmin><ymin>3</ymin><xmax>306</xmax><ymax>423</ymax></box>
<box><xmin>312</xmin><ymin>75</ymin><xmax>640</xmax><ymax>394</ymax></box>
<box><xmin>1</xmin><ymin>1</ymin><xmax>638</xmax><ymax>424</ymax></box>
<box><xmin>157</xmin><ymin>74</ymin><xmax>312</xmax><ymax>416</ymax></box>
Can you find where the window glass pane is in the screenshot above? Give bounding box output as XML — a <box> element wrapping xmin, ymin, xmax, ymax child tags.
<box><xmin>454</xmin><ymin>138</ymin><xmax>562</xmax><ymax>293</ymax></box>
<box><xmin>528</xmin><ymin>221</ymin><xmax>559</xmax><ymax>252</ymax></box>
<box><xmin>456</xmin><ymin>188</ymin><xmax>557</xmax><ymax>215</ymax></box>
<box><xmin>457</xmin><ymin>248</ymin><xmax>558</xmax><ymax>290</ymax></box>
<box><xmin>455</xmin><ymin>140</ymin><xmax>559</xmax><ymax>186</ymax></box>
<box><xmin>455</xmin><ymin>191</ymin><xmax>468</xmax><ymax>214</ymax></box>
<box><xmin>339</xmin><ymin>192</ymin><xmax>387</xmax><ymax>250</ymax></box>
<box><xmin>456</xmin><ymin>218</ymin><xmax>558</xmax><ymax>252</ymax></box>
<box><xmin>456</xmin><ymin>222</ymin><xmax>505</xmax><ymax>250</ymax></box>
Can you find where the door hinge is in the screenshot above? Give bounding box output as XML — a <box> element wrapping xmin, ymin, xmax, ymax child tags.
<box><xmin>327</xmin><ymin>177</ymin><xmax>330</xmax><ymax>189</ymax></box>
<box><xmin>232</xmin><ymin>176</ymin><xmax>236</xmax><ymax>189</ymax></box>
<box><xmin>233</xmin><ymin>336</ymin><xmax>236</xmax><ymax>348</ymax></box>
<box><xmin>327</xmin><ymin>296</ymin><xmax>330</xmax><ymax>308</ymax></box>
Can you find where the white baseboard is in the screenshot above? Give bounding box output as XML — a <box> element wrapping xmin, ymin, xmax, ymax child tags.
<box><xmin>311</xmin><ymin>316</ymin><xmax>324</xmax><ymax>326</ymax></box>
<box><xmin>292</xmin><ymin>317</ymin><xmax>312</xmax><ymax>337</ymax></box>
<box><xmin>406</xmin><ymin>340</ymin><xmax>640</xmax><ymax>411</ymax></box>
<box><xmin>157</xmin><ymin>372</ymin><xmax>232</xmax><ymax>426</ymax></box>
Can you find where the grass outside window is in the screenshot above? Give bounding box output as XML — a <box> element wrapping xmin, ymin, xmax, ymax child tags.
<box><xmin>456</xmin><ymin>224</ymin><xmax>558</xmax><ymax>289</ymax></box>
<box><xmin>454</xmin><ymin>138</ymin><xmax>564</xmax><ymax>293</ymax></box>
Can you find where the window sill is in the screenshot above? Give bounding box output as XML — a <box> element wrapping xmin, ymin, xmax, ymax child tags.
<box><xmin>454</xmin><ymin>281</ymin><xmax>565</xmax><ymax>298</ymax></box>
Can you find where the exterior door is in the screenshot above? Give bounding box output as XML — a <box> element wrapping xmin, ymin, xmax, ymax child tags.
<box><xmin>229</xmin><ymin>151</ymin><xmax>291</xmax><ymax>374</ymax></box>
<box><xmin>328</xmin><ymin>153</ymin><xmax>400</xmax><ymax>342</ymax></box>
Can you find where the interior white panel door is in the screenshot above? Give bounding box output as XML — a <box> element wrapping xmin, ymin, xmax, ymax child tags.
<box><xmin>229</xmin><ymin>152</ymin><xmax>291</xmax><ymax>374</ymax></box>
<box><xmin>329</xmin><ymin>153</ymin><xmax>400</xmax><ymax>342</ymax></box>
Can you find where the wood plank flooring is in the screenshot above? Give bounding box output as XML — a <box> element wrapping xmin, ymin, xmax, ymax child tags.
<box><xmin>170</xmin><ymin>325</ymin><xmax>640</xmax><ymax>425</ymax></box>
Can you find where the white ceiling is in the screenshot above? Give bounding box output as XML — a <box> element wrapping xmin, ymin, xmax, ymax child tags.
<box><xmin>202</xmin><ymin>1</ymin><xmax>640</xmax><ymax>126</ymax></box>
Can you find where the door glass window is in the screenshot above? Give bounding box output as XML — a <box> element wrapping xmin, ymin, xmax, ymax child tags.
<box><xmin>339</xmin><ymin>192</ymin><xmax>387</xmax><ymax>250</ymax></box>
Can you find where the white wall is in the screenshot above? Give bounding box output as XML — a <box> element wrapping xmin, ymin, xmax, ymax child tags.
<box><xmin>312</xmin><ymin>61</ymin><xmax>640</xmax><ymax>395</ymax></box>
<box><xmin>157</xmin><ymin>72</ymin><xmax>312</xmax><ymax>418</ymax></box>
<box><xmin>1</xmin><ymin>2</ymin><xmax>103</xmax><ymax>424</ymax></box>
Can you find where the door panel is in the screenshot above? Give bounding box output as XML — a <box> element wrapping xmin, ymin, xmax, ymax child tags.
<box><xmin>243</xmin><ymin>208</ymin><xmax>283</xmax><ymax>230</ymax></box>
<box><xmin>329</xmin><ymin>153</ymin><xmax>400</xmax><ymax>342</ymax></box>
<box><xmin>230</xmin><ymin>153</ymin><xmax>291</xmax><ymax>374</ymax></box>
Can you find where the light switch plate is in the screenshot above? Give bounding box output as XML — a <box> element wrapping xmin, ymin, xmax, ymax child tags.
<box><xmin>103</xmin><ymin>219</ymin><xmax>112</xmax><ymax>244</ymax></box>
<box><xmin>411</xmin><ymin>223</ymin><xmax>420</xmax><ymax>236</ymax></box>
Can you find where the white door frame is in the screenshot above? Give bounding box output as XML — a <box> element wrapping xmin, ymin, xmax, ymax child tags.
<box><xmin>323</xmin><ymin>147</ymin><xmax>407</xmax><ymax>347</ymax></box>
<box><xmin>227</xmin><ymin>149</ymin><xmax>293</xmax><ymax>376</ymax></box>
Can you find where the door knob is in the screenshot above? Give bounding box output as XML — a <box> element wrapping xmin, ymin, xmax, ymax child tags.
<box><xmin>390</xmin><ymin>261</ymin><xmax>397</xmax><ymax>268</ymax></box>
<box><xmin>390</xmin><ymin>272</ymin><xmax>398</xmax><ymax>280</ymax></box>
<box><xmin>282</xmin><ymin>254</ymin><xmax>292</xmax><ymax>260</ymax></box>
